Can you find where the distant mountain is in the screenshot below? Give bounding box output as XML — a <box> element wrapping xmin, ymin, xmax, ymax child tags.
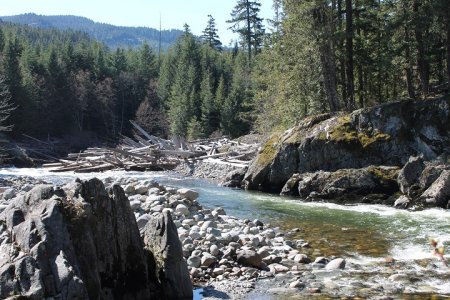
<box><xmin>0</xmin><ymin>13</ymin><xmax>183</xmax><ymax>50</ymax></box>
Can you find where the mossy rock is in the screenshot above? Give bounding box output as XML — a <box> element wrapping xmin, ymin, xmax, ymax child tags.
<box><xmin>256</xmin><ymin>132</ymin><xmax>281</xmax><ymax>167</ymax></box>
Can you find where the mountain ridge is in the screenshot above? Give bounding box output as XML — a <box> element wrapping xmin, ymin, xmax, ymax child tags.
<box><xmin>0</xmin><ymin>13</ymin><xmax>183</xmax><ymax>49</ymax></box>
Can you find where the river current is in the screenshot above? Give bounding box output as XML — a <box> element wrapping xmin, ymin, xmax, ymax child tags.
<box><xmin>1</xmin><ymin>168</ymin><xmax>449</xmax><ymax>298</ymax></box>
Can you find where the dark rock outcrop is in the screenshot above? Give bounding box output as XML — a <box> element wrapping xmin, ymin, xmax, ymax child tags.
<box><xmin>245</xmin><ymin>98</ymin><xmax>450</xmax><ymax>193</ymax></box>
<box><xmin>419</xmin><ymin>170</ymin><xmax>450</xmax><ymax>208</ymax></box>
<box><xmin>143</xmin><ymin>211</ymin><xmax>192</xmax><ymax>300</ymax></box>
<box><xmin>394</xmin><ymin>157</ymin><xmax>450</xmax><ymax>209</ymax></box>
<box><xmin>0</xmin><ymin>178</ymin><xmax>192</xmax><ymax>299</ymax></box>
<box><xmin>221</xmin><ymin>168</ymin><xmax>247</xmax><ymax>188</ymax></box>
<box><xmin>397</xmin><ymin>156</ymin><xmax>425</xmax><ymax>197</ymax></box>
<box><xmin>281</xmin><ymin>166</ymin><xmax>399</xmax><ymax>203</ymax></box>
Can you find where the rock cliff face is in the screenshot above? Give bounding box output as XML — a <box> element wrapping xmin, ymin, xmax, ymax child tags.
<box><xmin>244</xmin><ymin>97</ymin><xmax>450</xmax><ymax>193</ymax></box>
<box><xmin>0</xmin><ymin>178</ymin><xmax>192</xmax><ymax>300</ymax></box>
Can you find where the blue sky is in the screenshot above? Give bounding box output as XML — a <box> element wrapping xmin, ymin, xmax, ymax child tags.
<box><xmin>0</xmin><ymin>0</ymin><xmax>274</xmax><ymax>46</ymax></box>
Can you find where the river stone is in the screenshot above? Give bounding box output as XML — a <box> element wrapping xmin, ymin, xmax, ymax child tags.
<box><xmin>325</xmin><ymin>258</ymin><xmax>346</xmax><ymax>270</ymax></box>
<box><xmin>201</xmin><ymin>220</ymin><xmax>217</xmax><ymax>230</ymax></box>
<box><xmin>123</xmin><ymin>184</ymin><xmax>135</xmax><ymax>194</ymax></box>
<box><xmin>262</xmin><ymin>229</ymin><xmax>276</xmax><ymax>239</ymax></box>
<box><xmin>177</xmin><ymin>188</ymin><xmax>199</xmax><ymax>201</ymax></box>
<box><xmin>136</xmin><ymin>213</ymin><xmax>151</xmax><ymax>230</ymax></box>
<box><xmin>237</xmin><ymin>250</ymin><xmax>263</xmax><ymax>269</ymax></box>
<box><xmin>293</xmin><ymin>254</ymin><xmax>311</xmax><ymax>264</ymax></box>
<box><xmin>210</xmin><ymin>244</ymin><xmax>220</xmax><ymax>256</ymax></box>
<box><xmin>420</xmin><ymin>170</ymin><xmax>450</xmax><ymax>208</ymax></box>
<box><xmin>148</xmin><ymin>187</ymin><xmax>161</xmax><ymax>195</ymax></box>
<box><xmin>2</xmin><ymin>188</ymin><xmax>16</xmax><ymax>200</ymax></box>
<box><xmin>150</xmin><ymin>204</ymin><xmax>164</xmax><ymax>213</ymax></box>
<box><xmin>398</xmin><ymin>156</ymin><xmax>425</xmax><ymax>195</ymax></box>
<box><xmin>147</xmin><ymin>195</ymin><xmax>166</xmax><ymax>203</ymax></box>
<box><xmin>289</xmin><ymin>280</ymin><xmax>305</xmax><ymax>289</ymax></box>
<box><xmin>394</xmin><ymin>195</ymin><xmax>410</xmax><ymax>209</ymax></box>
<box><xmin>187</xmin><ymin>256</ymin><xmax>201</xmax><ymax>268</ymax></box>
<box><xmin>207</xmin><ymin>228</ymin><xmax>221</xmax><ymax>237</ymax></box>
<box><xmin>201</xmin><ymin>254</ymin><xmax>217</xmax><ymax>267</ymax></box>
<box><xmin>134</xmin><ymin>184</ymin><xmax>149</xmax><ymax>195</ymax></box>
<box><xmin>213</xmin><ymin>267</ymin><xmax>225</xmax><ymax>276</ymax></box>
<box><xmin>269</xmin><ymin>263</ymin><xmax>289</xmax><ymax>273</ymax></box>
<box><xmin>175</xmin><ymin>204</ymin><xmax>190</xmax><ymax>216</ymax></box>
<box><xmin>129</xmin><ymin>199</ymin><xmax>141</xmax><ymax>210</ymax></box>
<box><xmin>313</xmin><ymin>257</ymin><xmax>329</xmax><ymax>265</ymax></box>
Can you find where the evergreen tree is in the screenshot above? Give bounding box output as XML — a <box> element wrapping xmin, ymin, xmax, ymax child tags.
<box><xmin>220</xmin><ymin>52</ymin><xmax>250</xmax><ymax>137</ymax></box>
<box><xmin>227</xmin><ymin>0</ymin><xmax>265</xmax><ymax>62</ymax></box>
<box><xmin>167</xmin><ymin>24</ymin><xmax>201</xmax><ymax>137</ymax></box>
<box><xmin>3</xmin><ymin>35</ymin><xmax>25</xmax><ymax>132</ymax></box>
<box><xmin>200</xmin><ymin>71</ymin><xmax>219</xmax><ymax>137</ymax></box>
<box><xmin>201</xmin><ymin>15</ymin><xmax>222</xmax><ymax>51</ymax></box>
<box><xmin>0</xmin><ymin>75</ymin><xmax>15</xmax><ymax>132</ymax></box>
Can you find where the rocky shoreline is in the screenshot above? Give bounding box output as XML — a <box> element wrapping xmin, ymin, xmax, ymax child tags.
<box><xmin>1</xmin><ymin>174</ymin><xmax>449</xmax><ymax>299</ymax></box>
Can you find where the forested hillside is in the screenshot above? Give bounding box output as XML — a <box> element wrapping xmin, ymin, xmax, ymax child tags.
<box><xmin>0</xmin><ymin>13</ymin><xmax>183</xmax><ymax>49</ymax></box>
<box><xmin>0</xmin><ymin>0</ymin><xmax>449</xmax><ymax>151</ymax></box>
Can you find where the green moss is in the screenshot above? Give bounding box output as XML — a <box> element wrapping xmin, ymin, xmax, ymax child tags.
<box><xmin>367</xmin><ymin>166</ymin><xmax>399</xmax><ymax>183</ymax></box>
<box><xmin>256</xmin><ymin>133</ymin><xmax>281</xmax><ymax>167</ymax></box>
<box><xmin>327</xmin><ymin>116</ymin><xmax>359</xmax><ymax>143</ymax></box>
<box><xmin>357</xmin><ymin>132</ymin><xmax>391</xmax><ymax>148</ymax></box>
<box><xmin>318</xmin><ymin>115</ymin><xmax>390</xmax><ymax>148</ymax></box>
<box><xmin>284</xmin><ymin>127</ymin><xmax>305</xmax><ymax>144</ymax></box>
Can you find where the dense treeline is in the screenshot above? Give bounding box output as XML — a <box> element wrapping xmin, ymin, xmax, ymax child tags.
<box><xmin>0</xmin><ymin>21</ymin><xmax>161</xmax><ymax>141</ymax></box>
<box><xmin>0</xmin><ymin>0</ymin><xmax>449</xmax><ymax>148</ymax></box>
<box><xmin>253</xmin><ymin>0</ymin><xmax>450</xmax><ymax>131</ymax></box>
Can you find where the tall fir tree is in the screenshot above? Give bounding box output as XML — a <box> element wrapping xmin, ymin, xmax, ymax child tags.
<box><xmin>201</xmin><ymin>15</ymin><xmax>223</xmax><ymax>51</ymax></box>
<box><xmin>227</xmin><ymin>0</ymin><xmax>265</xmax><ymax>62</ymax></box>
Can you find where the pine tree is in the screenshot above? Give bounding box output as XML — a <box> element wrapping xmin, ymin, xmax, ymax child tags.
<box><xmin>201</xmin><ymin>15</ymin><xmax>222</xmax><ymax>51</ymax></box>
<box><xmin>227</xmin><ymin>0</ymin><xmax>265</xmax><ymax>62</ymax></box>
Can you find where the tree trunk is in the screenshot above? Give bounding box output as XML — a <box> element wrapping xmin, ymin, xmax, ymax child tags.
<box><xmin>246</xmin><ymin>0</ymin><xmax>251</xmax><ymax>63</ymax></box>
<box><xmin>337</xmin><ymin>0</ymin><xmax>347</xmax><ymax>105</ymax></box>
<box><xmin>345</xmin><ymin>0</ymin><xmax>354</xmax><ymax>110</ymax></box>
<box><xmin>355</xmin><ymin>0</ymin><xmax>364</xmax><ymax>108</ymax></box>
<box><xmin>447</xmin><ymin>12</ymin><xmax>450</xmax><ymax>92</ymax></box>
<box><xmin>403</xmin><ymin>6</ymin><xmax>415</xmax><ymax>99</ymax></box>
<box><xmin>413</xmin><ymin>1</ymin><xmax>430</xmax><ymax>96</ymax></box>
<box><xmin>315</xmin><ymin>4</ymin><xmax>340</xmax><ymax>112</ymax></box>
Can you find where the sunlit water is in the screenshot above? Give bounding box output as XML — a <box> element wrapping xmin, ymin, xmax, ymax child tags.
<box><xmin>1</xmin><ymin>168</ymin><xmax>450</xmax><ymax>298</ymax></box>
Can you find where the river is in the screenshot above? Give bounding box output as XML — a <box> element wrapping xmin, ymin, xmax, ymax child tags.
<box><xmin>1</xmin><ymin>168</ymin><xmax>449</xmax><ymax>298</ymax></box>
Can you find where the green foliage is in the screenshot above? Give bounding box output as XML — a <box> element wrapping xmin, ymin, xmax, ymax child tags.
<box><xmin>201</xmin><ymin>15</ymin><xmax>222</xmax><ymax>51</ymax></box>
<box><xmin>253</xmin><ymin>0</ymin><xmax>450</xmax><ymax>134</ymax></box>
<box><xmin>0</xmin><ymin>21</ymin><xmax>163</xmax><ymax>139</ymax></box>
<box><xmin>227</xmin><ymin>0</ymin><xmax>265</xmax><ymax>61</ymax></box>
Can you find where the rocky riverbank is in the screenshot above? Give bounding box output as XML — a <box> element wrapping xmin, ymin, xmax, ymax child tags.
<box><xmin>1</xmin><ymin>174</ymin><xmax>449</xmax><ymax>299</ymax></box>
<box><xmin>0</xmin><ymin>175</ymin><xmax>192</xmax><ymax>300</ymax></box>
<box><xmin>244</xmin><ymin>97</ymin><xmax>450</xmax><ymax>209</ymax></box>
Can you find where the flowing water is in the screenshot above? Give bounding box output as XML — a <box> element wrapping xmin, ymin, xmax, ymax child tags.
<box><xmin>1</xmin><ymin>168</ymin><xmax>450</xmax><ymax>298</ymax></box>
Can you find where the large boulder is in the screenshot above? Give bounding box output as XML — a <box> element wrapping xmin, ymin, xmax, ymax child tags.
<box><xmin>0</xmin><ymin>178</ymin><xmax>191</xmax><ymax>300</ymax></box>
<box><xmin>245</xmin><ymin>98</ymin><xmax>450</xmax><ymax>193</ymax></box>
<box><xmin>143</xmin><ymin>211</ymin><xmax>192</xmax><ymax>300</ymax></box>
<box><xmin>420</xmin><ymin>170</ymin><xmax>450</xmax><ymax>208</ymax></box>
<box><xmin>281</xmin><ymin>166</ymin><xmax>399</xmax><ymax>202</ymax></box>
<box><xmin>397</xmin><ymin>156</ymin><xmax>425</xmax><ymax>196</ymax></box>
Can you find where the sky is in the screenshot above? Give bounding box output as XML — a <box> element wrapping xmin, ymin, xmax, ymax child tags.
<box><xmin>0</xmin><ymin>0</ymin><xmax>274</xmax><ymax>46</ymax></box>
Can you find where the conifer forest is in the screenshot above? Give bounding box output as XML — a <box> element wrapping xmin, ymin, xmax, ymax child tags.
<box><xmin>0</xmin><ymin>0</ymin><xmax>449</xmax><ymax>145</ymax></box>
